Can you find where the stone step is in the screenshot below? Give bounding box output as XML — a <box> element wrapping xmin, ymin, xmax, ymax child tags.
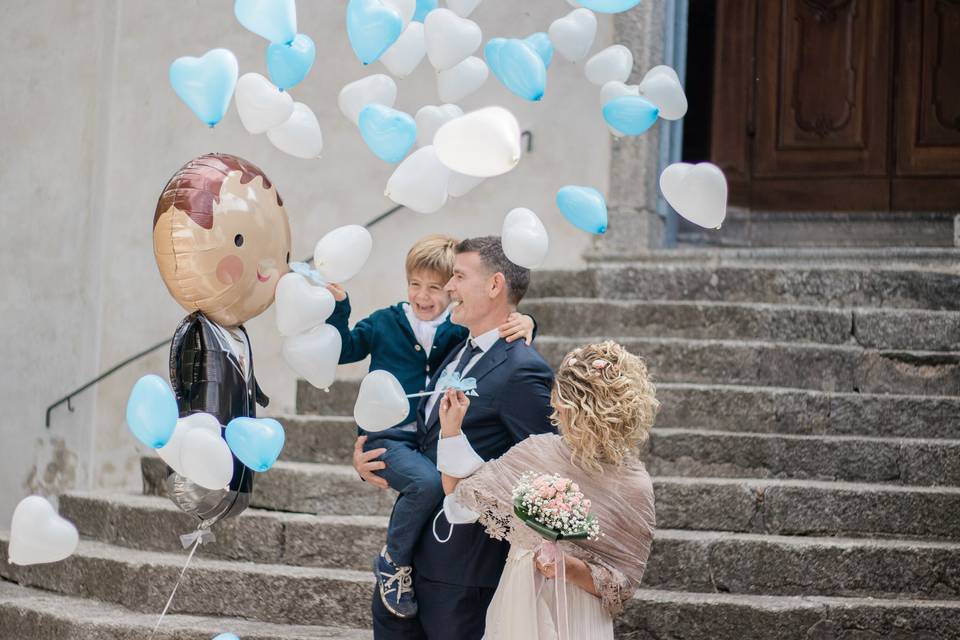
<box><xmin>520</xmin><ymin>299</ymin><xmax>960</xmax><ymax>351</ymax></box>
<box><xmin>3</xmin><ymin>522</ymin><xmax>959</xmax><ymax>607</ymax></box>
<box><xmin>0</xmin><ymin>580</ymin><xmax>371</xmax><ymax>639</ymax></box>
<box><xmin>646</xmin><ymin>429</ymin><xmax>960</xmax><ymax>486</ymax></box>
<box><xmin>279</xmin><ymin>415</ymin><xmax>357</xmax><ymax>464</ymax></box>
<box><xmin>535</xmin><ymin>336</ymin><xmax>960</xmax><ymax>396</ymax></box>
<box><xmin>142</xmin><ymin>459</ymin><xmax>960</xmax><ymax>539</ymax></box>
<box><xmin>528</xmin><ymin>263</ymin><xmax>960</xmax><ymax>311</ymax></box>
<box><xmin>295</xmin><ymin>381</ymin><xmax>960</xmax><ymax>440</ymax></box>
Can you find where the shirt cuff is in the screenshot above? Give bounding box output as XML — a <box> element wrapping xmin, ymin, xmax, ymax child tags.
<box><xmin>443</xmin><ymin>494</ymin><xmax>480</xmax><ymax>524</ymax></box>
<box><xmin>437</xmin><ymin>433</ymin><xmax>484</xmax><ymax>478</ymax></box>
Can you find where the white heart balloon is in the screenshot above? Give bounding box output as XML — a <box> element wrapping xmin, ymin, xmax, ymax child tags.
<box><xmin>275</xmin><ymin>272</ymin><xmax>336</xmax><ymax>337</ymax></box>
<box><xmin>548</xmin><ymin>8</ymin><xmax>598</xmax><ymax>63</ymax></box>
<box><xmin>437</xmin><ymin>56</ymin><xmax>488</xmax><ymax>103</ymax></box>
<box><xmin>380</xmin><ymin>22</ymin><xmax>426</xmax><ymax>78</ymax></box>
<box><xmin>433</xmin><ymin>106</ymin><xmax>521</xmax><ymax>178</ymax></box>
<box><xmin>267</xmin><ymin>102</ymin><xmax>323</xmax><ymax>159</ymax></box>
<box><xmin>448</xmin><ymin>172</ymin><xmax>485</xmax><ymax>197</ymax></box>
<box><xmin>446</xmin><ymin>0</ymin><xmax>483</xmax><ymax>17</ymax></box>
<box><xmin>385</xmin><ymin>145</ymin><xmax>452</xmax><ymax>213</ymax></box>
<box><xmin>501</xmin><ymin>208</ymin><xmax>549</xmax><ymax>268</ymax></box>
<box><xmin>338</xmin><ymin>75</ymin><xmax>398</xmax><ymax>127</ymax></box>
<box><xmin>644</xmin><ymin>64</ymin><xmax>681</xmax><ymax>85</ymax></box>
<box><xmin>424</xmin><ymin>8</ymin><xmax>482</xmax><ymax>71</ymax></box>
<box><xmin>639</xmin><ymin>70</ymin><xmax>687</xmax><ymax>120</ymax></box>
<box><xmin>354</xmin><ymin>370</ymin><xmax>410</xmax><ymax>432</ymax></box>
<box><xmin>314</xmin><ymin>225</ymin><xmax>373</xmax><ymax>283</ymax></box>
<box><xmin>157</xmin><ymin>412</ymin><xmax>222</xmax><ymax>478</ymax></box>
<box><xmin>180</xmin><ymin>426</ymin><xmax>234</xmax><ymax>490</ymax></box>
<box><xmin>235</xmin><ymin>72</ymin><xmax>294</xmax><ymax>134</ymax></box>
<box><xmin>8</xmin><ymin>496</ymin><xmax>79</xmax><ymax>566</ymax></box>
<box><xmin>282</xmin><ymin>324</ymin><xmax>343</xmax><ymax>391</ymax></box>
<box><xmin>660</xmin><ymin>162</ymin><xmax>728</xmax><ymax>229</ymax></box>
<box><xmin>383</xmin><ymin>0</ymin><xmax>416</xmax><ymax>27</ymax></box>
<box><xmin>585</xmin><ymin>45</ymin><xmax>634</xmax><ymax>85</ymax></box>
<box><xmin>415</xmin><ymin>104</ymin><xmax>464</xmax><ymax>148</ymax></box>
<box><xmin>600</xmin><ymin>80</ymin><xmax>640</xmax><ymax>136</ymax></box>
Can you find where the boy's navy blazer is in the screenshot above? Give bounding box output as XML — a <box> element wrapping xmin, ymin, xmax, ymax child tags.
<box><xmin>413</xmin><ymin>336</ymin><xmax>556</xmax><ymax>589</ymax></box>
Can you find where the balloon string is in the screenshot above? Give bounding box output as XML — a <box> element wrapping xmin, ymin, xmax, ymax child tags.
<box><xmin>149</xmin><ymin>531</ymin><xmax>202</xmax><ymax>638</ymax></box>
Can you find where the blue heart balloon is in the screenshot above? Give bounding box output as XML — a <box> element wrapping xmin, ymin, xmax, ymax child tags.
<box><xmin>557</xmin><ymin>186</ymin><xmax>608</xmax><ymax>234</ymax></box>
<box><xmin>487</xmin><ymin>38</ymin><xmax>546</xmax><ymax>101</ymax></box>
<box><xmin>359</xmin><ymin>104</ymin><xmax>417</xmax><ymax>163</ymax></box>
<box><xmin>126</xmin><ymin>375</ymin><xmax>179</xmax><ymax>449</ymax></box>
<box><xmin>413</xmin><ymin>0</ymin><xmax>439</xmax><ymax>22</ymax></box>
<box><xmin>577</xmin><ymin>0</ymin><xmax>642</xmax><ymax>13</ymax></box>
<box><xmin>226</xmin><ymin>417</ymin><xmax>285</xmax><ymax>472</ymax></box>
<box><xmin>267</xmin><ymin>33</ymin><xmax>316</xmax><ymax>91</ymax></box>
<box><xmin>235</xmin><ymin>0</ymin><xmax>297</xmax><ymax>44</ymax></box>
<box><xmin>213</xmin><ymin>635</ymin><xmax>241</xmax><ymax>640</ymax></box>
<box><xmin>169</xmin><ymin>48</ymin><xmax>238</xmax><ymax>127</ymax></box>
<box><xmin>524</xmin><ymin>32</ymin><xmax>554</xmax><ymax>69</ymax></box>
<box><xmin>347</xmin><ymin>0</ymin><xmax>403</xmax><ymax>65</ymax></box>
<box><xmin>602</xmin><ymin>95</ymin><xmax>660</xmax><ymax>136</ymax></box>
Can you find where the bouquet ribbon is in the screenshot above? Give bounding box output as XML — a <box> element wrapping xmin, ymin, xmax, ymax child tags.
<box><xmin>534</xmin><ymin>541</ymin><xmax>571</xmax><ymax>640</ymax></box>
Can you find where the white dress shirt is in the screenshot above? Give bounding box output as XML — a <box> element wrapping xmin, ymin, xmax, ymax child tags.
<box><xmin>403</xmin><ymin>303</ymin><xmax>449</xmax><ymax>356</ymax></box>
<box><xmin>211</xmin><ymin>321</ymin><xmax>251</xmax><ymax>381</ymax></box>
<box><xmin>423</xmin><ymin>326</ymin><xmax>500</xmax><ymax>419</ymax></box>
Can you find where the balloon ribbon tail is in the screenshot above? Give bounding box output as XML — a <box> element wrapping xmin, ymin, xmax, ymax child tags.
<box><xmin>148</xmin><ymin>530</ymin><xmax>204</xmax><ymax>638</ymax></box>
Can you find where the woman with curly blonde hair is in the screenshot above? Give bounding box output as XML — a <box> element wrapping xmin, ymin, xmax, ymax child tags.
<box><xmin>436</xmin><ymin>340</ymin><xmax>659</xmax><ymax>640</ymax></box>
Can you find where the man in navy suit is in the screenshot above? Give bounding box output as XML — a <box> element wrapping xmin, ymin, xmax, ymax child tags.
<box><xmin>353</xmin><ymin>236</ymin><xmax>556</xmax><ymax>639</ymax></box>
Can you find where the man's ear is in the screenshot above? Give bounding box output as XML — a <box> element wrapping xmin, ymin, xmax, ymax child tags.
<box><xmin>489</xmin><ymin>272</ymin><xmax>506</xmax><ymax>299</ymax></box>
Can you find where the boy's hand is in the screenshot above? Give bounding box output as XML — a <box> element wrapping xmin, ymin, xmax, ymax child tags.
<box><xmin>326</xmin><ymin>283</ymin><xmax>347</xmax><ymax>302</ymax></box>
<box><xmin>352</xmin><ymin>436</ymin><xmax>389</xmax><ymax>489</ymax></box>
<box><xmin>499</xmin><ymin>312</ymin><xmax>534</xmax><ymax>345</ymax></box>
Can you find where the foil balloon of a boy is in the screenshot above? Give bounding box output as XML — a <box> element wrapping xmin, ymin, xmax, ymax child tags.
<box><xmin>153</xmin><ymin>153</ymin><xmax>291</xmax><ymax>527</ymax></box>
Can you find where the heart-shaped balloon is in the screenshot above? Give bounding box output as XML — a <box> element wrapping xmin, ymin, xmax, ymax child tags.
<box><xmin>413</xmin><ymin>0</ymin><xmax>438</xmax><ymax>22</ymax></box>
<box><xmin>282</xmin><ymin>324</ymin><xmax>343</xmax><ymax>391</ymax></box>
<box><xmin>486</xmin><ymin>38</ymin><xmax>546</xmax><ymax>101</ymax></box>
<box><xmin>157</xmin><ymin>412</ymin><xmax>222</xmax><ymax>478</ymax></box>
<box><xmin>359</xmin><ymin>104</ymin><xmax>418</xmax><ymax>163</ymax></box>
<box><xmin>267</xmin><ymin>102</ymin><xmax>324</xmax><ymax>159</ymax></box>
<box><xmin>354</xmin><ymin>370</ymin><xmax>410</xmax><ymax>432</ymax></box>
<box><xmin>639</xmin><ymin>67</ymin><xmax>687</xmax><ymax>120</ymax></box>
<box><xmin>225</xmin><ymin>417</ymin><xmax>285</xmax><ymax>472</ymax></box>
<box><xmin>169</xmin><ymin>49</ymin><xmax>239</xmax><ymax>127</ymax></box>
<box><xmin>181</xmin><ymin>426</ymin><xmax>234</xmax><ymax>490</ymax></box>
<box><xmin>415</xmin><ymin>104</ymin><xmax>463</xmax><ymax>147</ymax></box>
<box><xmin>8</xmin><ymin>496</ymin><xmax>79</xmax><ymax>566</ymax></box>
<box><xmin>434</xmin><ymin>106</ymin><xmax>521</xmax><ymax>178</ymax></box>
<box><xmin>446</xmin><ymin>0</ymin><xmax>483</xmax><ymax>17</ymax></box>
<box><xmin>659</xmin><ymin>162</ymin><xmax>728</xmax><ymax>229</ymax></box>
<box><xmin>585</xmin><ymin>44</ymin><xmax>633</xmax><ymax>85</ymax></box>
<box><xmin>235</xmin><ymin>72</ymin><xmax>294</xmax><ymax>134</ymax></box>
<box><xmin>602</xmin><ymin>95</ymin><xmax>659</xmax><ymax>136</ymax></box>
<box><xmin>577</xmin><ymin>0</ymin><xmax>641</xmax><ymax>12</ymax></box>
<box><xmin>447</xmin><ymin>171</ymin><xmax>485</xmax><ymax>197</ymax></box>
<box><xmin>235</xmin><ymin>0</ymin><xmax>297</xmax><ymax>44</ymax></box>
<box><xmin>600</xmin><ymin>80</ymin><xmax>640</xmax><ymax>137</ymax></box>
<box><xmin>644</xmin><ymin>64</ymin><xmax>681</xmax><ymax>85</ymax></box>
<box><xmin>385</xmin><ymin>145</ymin><xmax>452</xmax><ymax>213</ymax></box>
<box><xmin>549</xmin><ymin>8</ymin><xmax>597</xmax><ymax>62</ymax></box>
<box><xmin>524</xmin><ymin>32</ymin><xmax>554</xmax><ymax>69</ymax></box>
<box><xmin>383</xmin><ymin>0</ymin><xmax>416</xmax><ymax>26</ymax></box>
<box><xmin>126</xmin><ymin>374</ymin><xmax>179</xmax><ymax>449</ymax></box>
<box><xmin>347</xmin><ymin>0</ymin><xmax>404</xmax><ymax>65</ymax></box>
<box><xmin>275</xmin><ymin>272</ymin><xmax>336</xmax><ymax>337</ymax></box>
<box><xmin>266</xmin><ymin>33</ymin><xmax>316</xmax><ymax>91</ymax></box>
<box><xmin>424</xmin><ymin>8</ymin><xmax>482</xmax><ymax>71</ymax></box>
<box><xmin>339</xmin><ymin>74</ymin><xmax>398</xmax><ymax>127</ymax></box>
<box><xmin>380</xmin><ymin>22</ymin><xmax>426</xmax><ymax>78</ymax></box>
<box><xmin>314</xmin><ymin>225</ymin><xmax>374</xmax><ymax>283</ymax></box>
<box><xmin>557</xmin><ymin>185</ymin><xmax>608</xmax><ymax>234</ymax></box>
<box><xmin>213</xmin><ymin>635</ymin><xmax>241</xmax><ymax>640</ymax></box>
<box><xmin>502</xmin><ymin>208</ymin><xmax>549</xmax><ymax>268</ymax></box>
<box><xmin>437</xmin><ymin>56</ymin><xmax>488</xmax><ymax>103</ymax></box>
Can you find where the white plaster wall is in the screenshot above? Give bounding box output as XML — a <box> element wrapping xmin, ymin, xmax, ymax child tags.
<box><xmin>0</xmin><ymin>0</ymin><xmax>615</xmax><ymax>521</ymax></box>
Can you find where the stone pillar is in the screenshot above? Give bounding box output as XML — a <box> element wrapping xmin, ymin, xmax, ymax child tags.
<box><xmin>588</xmin><ymin>2</ymin><xmax>667</xmax><ymax>260</ymax></box>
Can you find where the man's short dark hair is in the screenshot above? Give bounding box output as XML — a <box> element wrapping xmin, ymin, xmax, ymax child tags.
<box><xmin>455</xmin><ymin>236</ymin><xmax>530</xmax><ymax>305</ymax></box>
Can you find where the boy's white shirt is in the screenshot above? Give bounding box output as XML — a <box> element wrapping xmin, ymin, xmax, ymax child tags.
<box><xmin>402</xmin><ymin>302</ymin><xmax>449</xmax><ymax>356</ymax></box>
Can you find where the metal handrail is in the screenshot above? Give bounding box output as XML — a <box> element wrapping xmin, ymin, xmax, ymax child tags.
<box><xmin>45</xmin><ymin>203</ymin><xmax>407</xmax><ymax>427</ymax></box>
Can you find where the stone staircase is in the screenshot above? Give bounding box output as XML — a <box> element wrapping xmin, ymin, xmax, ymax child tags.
<box><xmin>2</xmin><ymin>255</ymin><xmax>960</xmax><ymax>639</ymax></box>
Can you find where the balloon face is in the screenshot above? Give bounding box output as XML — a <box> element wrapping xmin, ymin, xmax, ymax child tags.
<box><xmin>153</xmin><ymin>154</ymin><xmax>291</xmax><ymax>328</ymax></box>
<box><xmin>8</xmin><ymin>496</ymin><xmax>79</xmax><ymax>566</ymax></box>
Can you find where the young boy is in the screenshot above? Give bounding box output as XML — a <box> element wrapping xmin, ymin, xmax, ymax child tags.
<box><xmin>325</xmin><ymin>234</ymin><xmax>535</xmax><ymax>619</ymax></box>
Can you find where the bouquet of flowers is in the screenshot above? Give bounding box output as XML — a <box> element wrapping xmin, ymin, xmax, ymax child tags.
<box><xmin>512</xmin><ymin>472</ymin><xmax>601</xmax><ymax>542</ymax></box>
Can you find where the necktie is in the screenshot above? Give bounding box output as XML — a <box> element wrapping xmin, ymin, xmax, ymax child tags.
<box><xmin>428</xmin><ymin>339</ymin><xmax>482</xmax><ymax>426</ymax></box>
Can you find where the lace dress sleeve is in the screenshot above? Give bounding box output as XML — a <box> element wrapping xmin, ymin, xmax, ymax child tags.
<box><xmin>453</xmin><ymin>464</ymin><xmax>515</xmax><ymax>541</ymax></box>
<box><xmin>587</xmin><ymin>558</ymin><xmax>635</xmax><ymax>616</ymax></box>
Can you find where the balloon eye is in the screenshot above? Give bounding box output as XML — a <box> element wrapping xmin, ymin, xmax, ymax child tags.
<box><xmin>234</xmin><ymin>234</ymin><xmax>244</xmax><ymax>247</ymax></box>
<box><xmin>286</xmin><ymin>252</ymin><xmax>290</xmax><ymax>264</ymax></box>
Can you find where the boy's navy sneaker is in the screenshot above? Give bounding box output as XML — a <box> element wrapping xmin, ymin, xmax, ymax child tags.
<box><xmin>374</xmin><ymin>546</ymin><xmax>418</xmax><ymax>618</ymax></box>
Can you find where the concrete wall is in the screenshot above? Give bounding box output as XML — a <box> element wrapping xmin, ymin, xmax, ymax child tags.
<box><xmin>0</xmin><ymin>0</ymin><xmax>617</xmax><ymax>522</ymax></box>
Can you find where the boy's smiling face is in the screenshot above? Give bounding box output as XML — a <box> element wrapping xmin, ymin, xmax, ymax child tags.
<box><xmin>407</xmin><ymin>269</ymin><xmax>451</xmax><ymax>321</ymax></box>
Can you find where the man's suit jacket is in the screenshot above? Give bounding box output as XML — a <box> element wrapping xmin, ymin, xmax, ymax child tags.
<box><xmin>413</xmin><ymin>336</ymin><xmax>556</xmax><ymax>588</ymax></box>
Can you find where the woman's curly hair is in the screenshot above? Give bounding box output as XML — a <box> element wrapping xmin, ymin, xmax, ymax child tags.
<box><xmin>550</xmin><ymin>341</ymin><xmax>660</xmax><ymax>472</ymax></box>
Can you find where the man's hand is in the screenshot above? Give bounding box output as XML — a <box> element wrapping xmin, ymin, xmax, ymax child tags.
<box><xmin>499</xmin><ymin>312</ymin><xmax>534</xmax><ymax>345</ymax></box>
<box><xmin>326</xmin><ymin>283</ymin><xmax>347</xmax><ymax>302</ymax></box>
<box><xmin>439</xmin><ymin>389</ymin><xmax>470</xmax><ymax>438</ymax></box>
<box><xmin>353</xmin><ymin>436</ymin><xmax>389</xmax><ymax>489</ymax></box>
